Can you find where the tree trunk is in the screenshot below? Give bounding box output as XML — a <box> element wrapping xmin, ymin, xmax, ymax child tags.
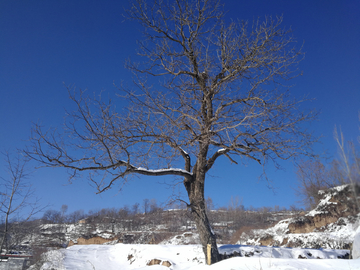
<box><xmin>185</xmin><ymin>174</ymin><xmax>221</xmax><ymax>264</ymax></box>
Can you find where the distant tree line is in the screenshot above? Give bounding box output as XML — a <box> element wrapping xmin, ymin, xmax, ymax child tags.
<box><xmin>41</xmin><ymin>198</ymin><xmax>164</xmax><ymax>225</ymax></box>
<box><xmin>39</xmin><ymin>196</ymin><xmax>302</xmax><ymax>244</ymax></box>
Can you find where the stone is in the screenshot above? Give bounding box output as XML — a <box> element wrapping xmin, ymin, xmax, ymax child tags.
<box><xmin>147</xmin><ymin>259</ymin><xmax>172</xmax><ymax>267</ymax></box>
<box><xmin>147</xmin><ymin>259</ymin><xmax>161</xmax><ymax>266</ymax></box>
<box><xmin>161</xmin><ymin>261</ymin><xmax>172</xmax><ymax>267</ymax></box>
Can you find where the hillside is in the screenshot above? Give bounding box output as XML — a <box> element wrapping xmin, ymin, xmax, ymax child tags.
<box><xmin>13</xmin><ymin>185</ymin><xmax>359</xmax><ymax>252</ymax></box>
<box><xmin>31</xmin><ymin>206</ymin><xmax>297</xmax><ymax>249</ymax></box>
<box><xmin>3</xmin><ymin>184</ymin><xmax>359</xmax><ymax>269</ymax></box>
<box><xmin>239</xmin><ymin>184</ymin><xmax>360</xmax><ymax>250</ymax></box>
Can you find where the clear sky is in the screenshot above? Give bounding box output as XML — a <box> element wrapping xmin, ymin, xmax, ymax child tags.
<box><xmin>1</xmin><ymin>0</ymin><xmax>359</xmax><ymax>216</ymax></box>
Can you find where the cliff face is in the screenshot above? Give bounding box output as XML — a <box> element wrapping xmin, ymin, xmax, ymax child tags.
<box><xmin>289</xmin><ymin>184</ymin><xmax>359</xmax><ymax>234</ymax></box>
<box><xmin>240</xmin><ymin>184</ymin><xmax>360</xmax><ymax>249</ymax></box>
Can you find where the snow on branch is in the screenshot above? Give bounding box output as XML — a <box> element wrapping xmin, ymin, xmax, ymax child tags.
<box><xmin>134</xmin><ymin>166</ymin><xmax>192</xmax><ymax>177</ymax></box>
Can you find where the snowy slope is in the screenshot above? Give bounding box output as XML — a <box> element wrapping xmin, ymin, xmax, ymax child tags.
<box><xmin>34</xmin><ymin>184</ymin><xmax>360</xmax><ymax>269</ymax></box>
<box><xmin>37</xmin><ymin>244</ymin><xmax>360</xmax><ymax>270</ymax></box>
<box><xmin>241</xmin><ymin>214</ymin><xmax>358</xmax><ymax>249</ymax></box>
<box><xmin>240</xmin><ymin>184</ymin><xmax>360</xmax><ymax>249</ymax></box>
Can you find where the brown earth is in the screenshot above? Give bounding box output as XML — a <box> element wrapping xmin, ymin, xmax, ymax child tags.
<box><xmin>257</xmin><ymin>184</ymin><xmax>359</xmax><ymax>246</ymax></box>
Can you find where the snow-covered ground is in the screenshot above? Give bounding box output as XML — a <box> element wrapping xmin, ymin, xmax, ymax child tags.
<box><xmin>38</xmin><ymin>243</ymin><xmax>360</xmax><ymax>270</ymax></box>
<box><xmin>33</xmin><ymin>185</ymin><xmax>360</xmax><ymax>269</ymax></box>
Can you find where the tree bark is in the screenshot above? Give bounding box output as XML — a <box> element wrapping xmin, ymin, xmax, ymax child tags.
<box><xmin>185</xmin><ymin>172</ymin><xmax>221</xmax><ymax>264</ymax></box>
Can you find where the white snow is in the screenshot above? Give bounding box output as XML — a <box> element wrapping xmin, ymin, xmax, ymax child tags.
<box><xmin>240</xmin><ymin>214</ymin><xmax>359</xmax><ymax>249</ymax></box>
<box><xmin>353</xmin><ymin>225</ymin><xmax>360</xmax><ymax>259</ymax></box>
<box><xmin>37</xmin><ymin>243</ymin><xmax>360</xmax><ymax>270</ymax></box>
<box><xmin>179</xmin><ymin>147</ymin><xmax>188</xmax><ymax>155</ymax></box>
<box><xmin>135</xmin><ymin>167</ymin><xmax>192</xmax><ymax>176</ymax></box>
<box><xmin>240</xmin><ymin>185</ymin><xmax>359</xmax><ymax>250</ymax></box>
<box><xmin>160</xmin><ymin>232</ymin><xmax>200</xmax><ymax>245</ymax></box>
<box><xmin>35</xmin><ymin>184</ymin><xmax>360</xmax><ymax>269</ymax></box>
<box><xmin>307</xmin><ymin>185</ymin><xmax>348</xmax><ymax>217</ymax></box>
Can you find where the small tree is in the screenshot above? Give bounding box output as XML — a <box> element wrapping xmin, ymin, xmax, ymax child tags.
<box><xmin>67</xmin><ymin>209</ymin><xmax>86</xmax><ymax>224</ymax></box>
<box><xmin>42</xmin><ymin>209</ymin><xmax>62</xmax><ymax>224</ymax></box>
<box><xmin>26</xmin><ymin>0</ymin><xmax>316</xmax><ymax>263</ymax></box>
<box><xmin>143</xmin><ymin>198</ymin><xmax>150</xmax><ymax>215</ymax></box>
<box><xmin>0</xmin><ymin>152</ymin><xmax>41</xmax><ymax>255</ymax></box>
<box><xmin>295</xmin><ymin>159</ymin><xmax>331</xmax><ymax>209</ymax></box>
<box><xmin>296</xmin><ymin>122</ymin><xmax>360</xmax><ymax>210</ymax></box>
<box><xmin>60</xmin><ymin>204</ymin><xmax>68</xmax><ymax>220</ymax></box>
<box><xmin>334</xmin><ymin>125</ymin><xmax>360</xmax><ymax>211</ymax></box>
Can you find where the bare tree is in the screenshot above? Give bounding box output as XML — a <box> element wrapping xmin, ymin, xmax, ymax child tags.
<box><xmin>25</xmin><ymin>0</ymin><xmax>316</xmax><ymax>263</ymax></box>
<box><xmin>67</xmin><ymin>209</ymin><xmax>86</xmax><ymax>224</ymax></box>
<box><xmin>42</xmin><ymin>209</ymin><xmax>62</xmax><ymax>224</ymax></box>
<box><xmin>0</xmin><ymin>152</ymin><xmax>41</xmax><ymax>255</ymax></box>
<box><xmin>295</xmin><ymin>159</ymin><xmax>331</xmax><ymax>209</ymax></box>
<box><xmin>205</xmin><ymin>196</ymin><xmax>214</xmax><ymax>211</ymax></box>
<box><xmin>296</xmin><ymin>121</ymin><xmax>360</xmax><ymax>210</ymax></box>
<box><xmin>60</xmin><ymin>204</ymin><xmax>68</xmax><ymax>220</ymax></box>
<box><xmin>143</xmin><ymin>198</ymin><xmax>149</xmax><ymax>215</ymax></box>
<box><xmin>131</xmin><ymin>202</ymin><xmax>140</xmax><ymax>215</ymax></box>
<box><xmin>334</xmin><ymin>125</ymin><xmax>360</xmax><ymax>211</ymax></box>
<box><xmin>149</xmin><ymin>199</ymin><xmax>161</xmax><ymax>214</ymax></box>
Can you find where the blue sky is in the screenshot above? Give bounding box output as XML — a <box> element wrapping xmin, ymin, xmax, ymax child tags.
<box><xmin>1</xmin><ymin>0</ymin><xmax>359</xmax><ymax>216</ymax></box>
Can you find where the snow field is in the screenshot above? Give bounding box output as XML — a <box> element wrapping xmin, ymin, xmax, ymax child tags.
<box><xmin>39</xmin><ymin>243</ymin><xmax>360</xmax><ymax>270</ymax></box>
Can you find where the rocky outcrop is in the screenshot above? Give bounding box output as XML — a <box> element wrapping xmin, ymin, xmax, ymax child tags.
<box><xmin>288</xmin><ymin>184</ymin><xmax>359</xmax><ymax>234</ymax></box>
<box><xmin>240</xmin><ymin>184</ymin><xmax>360</xmax><ymax>249</ymax></box>
<box><xmin>68</xmin><ymin>234</ymin><xmax>117</xmax><ymax>246</ymax></box>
